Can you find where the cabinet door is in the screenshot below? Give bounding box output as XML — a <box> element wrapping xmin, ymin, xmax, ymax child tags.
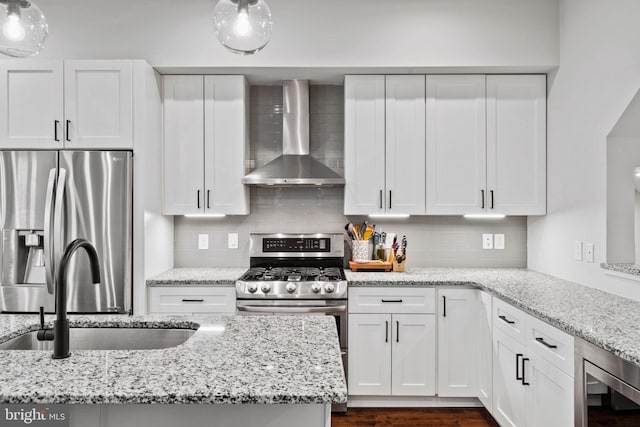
<box><xmin>348</xmin><ymin>313</ymin><xmax>392</xmax><ymax>395</ymax></box>
<box><xmin>426</xmin><ymin>75</ymin><xmax>486</xmax><ymax>215</ymax></box>
<box><xmin>486</xmin><ymin>75</ymin><xmax>546</xmax><ymax>215</ymax></box>
<box><xmin>344</xmin><ymin>75</ymin><xmax>386</xmax><ymax>215</ymax></box>
<box><xmin>63</xmin><ymin>60</ymin><xmax>133</xmax><ymax>149</ymax></box>
<box><xmin>391</xmin><ymin>313</ymin><xmax>436</xmax><ymax>396</ymax></box>
<box><xmin>437</xmin><ymin>289</ymin><xmax>478</xmax><ymax>397</ymax></box>
<box><xmin>385</xmin><ymin>75</ymin><xmax>426</xmax><ymax>214</ymax></box>
<box><xmin>0</xmin><ymin>61</ymin><xmax>64</xmax><ymax>149</ymax></box>
<box><xmin>525</xmin><ymin>355</ymin><xmax>574</xmax><ymax>427</ymax></box>
<box><xmin>478</xmin><ymin>291</ymin><xmax>493</xmax><ymax>412</ymax></box>
<box><xmin>493</xmin><ymin>328</ymin><xmax>527</xmax><ymax>427</ymax></box>
<box><xmin>163</xmin><ymin>75</ymin><xmax>205</xmax><ymax>215</ymax></box>
<box><xmin>204</xmin><ymin>76</ymin><xmax>249</xmax><ymax>215</ymax></box>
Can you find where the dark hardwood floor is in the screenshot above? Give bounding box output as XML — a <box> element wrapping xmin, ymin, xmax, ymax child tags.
<box><xmin>331</xmin><ymin>407</ymin><xmax>500</xmax><ymax>427</ymax></box>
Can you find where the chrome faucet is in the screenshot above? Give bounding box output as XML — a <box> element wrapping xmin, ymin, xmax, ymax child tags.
<box><xmin>38</xmin><ymin>238</ymin><xmax>101</xmax><ymax>359</ymax></box>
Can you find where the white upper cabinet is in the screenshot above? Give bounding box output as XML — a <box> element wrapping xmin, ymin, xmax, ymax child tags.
<box><xmin>0</xmin><ymin>61</ymin><xmax>64</xmax><ymax>149</ymax></box>
<box><xmin>487</xmin><ymin>75</ymin><xmax>547</xmax><ymax>215</ymax></box>
<box><xmin>426</xmin><ymin>75</ymin><xmax>486</xmax><ymax>215</ymax></box>
<box><xmin>385</xmin><ymin>75</ymin><xmax>426</xmax><ymax>215</ymax></box>
<box><xmin>163</xmin><ymin>75</ymin><xmax>249</xmax><ymax>216</ymax></box>
<box><xmin>63</xmin><ymin>60</ymin><xmax>133</xmax><ymax>149</ymax></box>
<box><xmin>0</xmin><ymin>60</ymin><xmax>134</xmax><ymax>150</ymax></box>
<box><xmin>344</xmin><ymin>75</ymin><xmax>386</xmax><ymax>215</ymax></box>
<box><xmin>163</xmin><ymin>75</ymin><xmax>205</xmax><ymax>216</ymax></box>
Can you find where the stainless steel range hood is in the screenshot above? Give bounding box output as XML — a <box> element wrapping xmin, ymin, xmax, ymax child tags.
<box><xmin>242</xmin><ymin>80</ymin><xmax>345</xmax><ymax>187</ymax></box>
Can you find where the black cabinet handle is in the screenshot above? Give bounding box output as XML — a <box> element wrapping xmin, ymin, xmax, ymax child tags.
<box><xmin>396</xmin><ymin>321</ymin><xmax>399</xmax><ymax>343</ymax></box>
<box><xmin>207</xmin><ymin>190</ymin><xmax>211</xmax><ymax>209</ymax></box>
<box><xmin>499</xmin><ymin>315</ymin><xmax>515</xmax><ymax>325</ymax></box>
<box><xmin>442</xmin><ymin>295</ymin><xmax>447</xmax><ymax>317</ymax></box>
<box><xmin>381</xmin><ymin>299</ymin><xmax>403</xmax><ymax>303</ymax></box>
<box><xmin>54</xmin><ymin>120</ymin><xmax>60</xmax><ymax>142</ymax></box>
<box><xmin>490</xmin><ymin>190</ymin><xmax>494</xmax><ymax>209</ymax></box>
<box><xmin>197</xmin><ymin>190</ymin><xmax>201</xmax><ymax>209</ymax></box>
<box><xmin>65</xmin><ymin>120</ymin><xmax>71</xmax><ymax>142</ymax></box>
<box><xmin>389</xmin><ymin>190</ymin><xmax>392</xmax><ymax>209</ymax></box>
<box><xmin>535</xmin><ymin>337</ymin><xmax>558</xmax><ymax>349</ymax></box>
<box><xmin>181</xmin><ymin>298</ymin><xmax>204</xmax><ymax>303</ymax></box>
<box><xmin>481</xmin><ymin>190</ymin><xmax>485</xmax><ymax>209</ymax></box>
<box><xmin>521</xmin><ymin>357</ymin><xmax>530</xmax><ymax>385</ymax></box>
<box><xmin>379</xmin><ymin>190</ymin><xmax>383</xmax><ymax>209</ymax></box>
<box><xmin>516</xmin><ymin>353</ymin><xmax>523</xmax><ymax>381</ymax></box>
<box><xmin>385</xmin><ymin>320</ymin><xmax>389</xmax><ymax>343</ymax></box>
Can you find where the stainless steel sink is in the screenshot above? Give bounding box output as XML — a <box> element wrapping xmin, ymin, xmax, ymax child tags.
<box><xmin>0</xmin><ymin>328</ymin><xmax>196</xmax><ymax>351</ymax></box>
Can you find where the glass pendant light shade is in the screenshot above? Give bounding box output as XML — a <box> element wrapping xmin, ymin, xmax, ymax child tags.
<box><xmin>212</xmin><ymin>0</ymin><xmax>272</xmax><ymax>55</ymax></box>
<box><xmin>0</xmin><ymin>0</ymin><xmax>48</xmax><ymax>57</ymax></box>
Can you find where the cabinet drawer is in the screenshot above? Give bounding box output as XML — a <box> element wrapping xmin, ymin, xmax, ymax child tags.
<box><xmin>349</xmin><ymin>287</ymin><xmax>435</xmax><ymax>314</ymax></box>
<box><xmin>148</xmin><ymin>286</ymin><xmax>235</xmax><ymax>314</ymax></box>
<box><xmin>526</xmin><ymin>315</ymin><xmax>574</xmax><ymax>377</ymax></box>
<box><xmin>493</xmin><ymin>297</ymin><xmax>529</xmax><ymax>344</ymax></box>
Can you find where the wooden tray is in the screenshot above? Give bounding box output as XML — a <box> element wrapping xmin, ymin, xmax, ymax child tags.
<box><xmin>349</xmin><ymin>260</ymin><xmax>393</xmax><ymax>272</ymax></box>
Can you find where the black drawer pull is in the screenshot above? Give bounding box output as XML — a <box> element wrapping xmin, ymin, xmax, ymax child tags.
<box><xmin>521</xmin><ymin>357</ymin><xmax>530</xmax><ymax>386</ymax></box>
<box><xmin>181</xmin><ymin>298</ymin><xmax>204</xmax><ymax>303</ymax></box>
<box><xmin>516</xmin><ymin>353</ymin><xmax>523</xmax><ymax>380</ymax></box>
<box><xmin>535</xmin><ymin>337</ymin><xmax>558</xmax><ymax>349</ymax></box>
<box><xmin>498</xmin><ymin>315</ymin><xmax>515</xmax><ymax>325</ymax></box>
<box><xmin>381</xmin><ymin>299</ymin><xmax>403</xmax><ymax>303</ymax></box>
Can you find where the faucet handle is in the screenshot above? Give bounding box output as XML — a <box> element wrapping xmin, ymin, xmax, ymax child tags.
<box><xmin>39</xmin><ymin>306</ymin><xmax>45</xmax><ymax>328</ymax></box>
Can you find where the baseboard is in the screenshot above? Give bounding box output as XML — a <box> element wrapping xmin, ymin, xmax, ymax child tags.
<box><xmin>347</xmin><ymin>395</ymin><xmax>483</xmax><ymax>408</ymax></box>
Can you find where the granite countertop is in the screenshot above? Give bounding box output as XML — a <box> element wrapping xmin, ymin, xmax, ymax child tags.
<box><xmin>146</xmin><ymin>268</ymin><xmax>247</xmax><ymax>286</ymax></box>
<box><xmin>346</xmin><ymin>268</ymin><xmax>640</xmax><ymax>368</ymax></box>
<box><xmin>0</xmin><ymin>314</ymin><xmax>347</xmax><ymax>405</ymax></box>
<box><xmin>600</xmin><ymin>262</ymin><xmax>640</xmax><ymax>277</ymax></box>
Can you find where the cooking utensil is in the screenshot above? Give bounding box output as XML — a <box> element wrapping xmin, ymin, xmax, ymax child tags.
<box><xmin>344</xmin><ymin>223</ymin><xmax>357</xmax><ymax>240</ymax></box>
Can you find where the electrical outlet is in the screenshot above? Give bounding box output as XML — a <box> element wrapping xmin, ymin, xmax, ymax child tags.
<box><xmin>228</xmin><ymin>233</ymin><xmax>239</xmax><ymax>249</ymax></box>
<box><xmin>198</xmin><ymin>234</ymin><xmax>209</xmax><ymax>250</ymax></box>
<box><xmin>482</xmin><ymin>234</ymin><xmax>494</xmax><ymax>250</ymax></box>
<box><xmin>584</xmin><ymin>243</ymin><xmax>594</xmax><ymax>263</ymax></box>
<box><xmin>494</xmin><ymin>234</ymin><xmax>505</xmax><ymax>250</ymax></box>
<box><xmin>574</xmin><ymin>241</ymin><xmax>583</xmax><ymax>261</ymax></box>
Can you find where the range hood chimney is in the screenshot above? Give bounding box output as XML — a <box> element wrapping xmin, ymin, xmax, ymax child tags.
<box><xmin>242</xmin><ymin>80</ymin><xmax>345</xmax><ymax>186</ymax></box>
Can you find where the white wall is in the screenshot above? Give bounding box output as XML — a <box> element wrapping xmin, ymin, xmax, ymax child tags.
<box><xmin>32</xmin><ymin>0</ymin><xmax>558</xmax><ymax>71</ymax></box>
<box><xmin>528</xmin><ymin>0</ymin><xmax>640</xmax><ymax>300</ymax></box>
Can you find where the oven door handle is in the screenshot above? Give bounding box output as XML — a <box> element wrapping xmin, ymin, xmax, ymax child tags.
<box><xmin>237</xmin><ymin>305</ymin><xmax>347</xmax><ymax>314</ymax></box>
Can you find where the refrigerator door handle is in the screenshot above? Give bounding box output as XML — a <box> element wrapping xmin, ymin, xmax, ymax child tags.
<box><xmin>52</xmin><ymin>168</ymin><xmax>67</xmax><ymax>282</ymax></box>
<box><xmin>43</xmin><ymin>168</ymin><xmax>57</xmax><ymax>295</ymax></box>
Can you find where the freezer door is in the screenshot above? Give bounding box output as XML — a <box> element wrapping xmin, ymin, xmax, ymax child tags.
<box><xmin>0</xmin><ymin>151</ymin><xmax>57</xmax><ymax>312</ymax></box>
<box><xmin>59</xmin><ymin>151</ymin><xmax>132</xmax><ymax>313</ymax></box>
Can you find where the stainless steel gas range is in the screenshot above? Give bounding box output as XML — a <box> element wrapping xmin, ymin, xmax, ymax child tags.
<box><xmin>236</xmin><ymin>233</ymin><xmax>347</xmax><ymax>412</ymax></box>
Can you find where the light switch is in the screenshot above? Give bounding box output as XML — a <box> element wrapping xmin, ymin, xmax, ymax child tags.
<box><xmin>574</xmin><ymin>241</ymin><xmax>583</xmax><ymax>261</ymax></box>
<box><xmin>482</xmin><ymin>234</ymin><xmax>494</xmax><ymax>250</ymax></box>
<box><xmin>228</xmin><ymin>233</ymin><xmax>239</xmax><ymax>249</ymax></box>
<box><xmin>198</xmin><ymin>234</ymin><xmax>209</xmax><ymax>250</ymax></box>
<box><xmin>494</xmin><ymin>234</ymin><xmax>505</xmax><ymax>250</ymax></box>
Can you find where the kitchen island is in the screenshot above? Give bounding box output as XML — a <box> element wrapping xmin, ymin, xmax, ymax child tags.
<box><xmin>0</xmin><ymin>314</ymin><xmax>346</xmax><ymax>427</ymax></box>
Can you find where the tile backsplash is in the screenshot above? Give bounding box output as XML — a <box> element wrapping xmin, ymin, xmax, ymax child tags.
<box><xmin>173</xmin><ymin>84</ymin><xmax>527</xmax><ymax>268</ymax></box>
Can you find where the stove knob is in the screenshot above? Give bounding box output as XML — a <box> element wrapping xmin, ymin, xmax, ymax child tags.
<box><xmin>311</xmin><ymin>283</ymin><xmax>322</xmax><ymax>293</ymax></box>
<box><xmin>261</xmin><ymin>283</ymin><xmax>272</xmax><ymax>293</ymax></box>
<box><xmin>324</xmin><ymin>283</ymin><xmax>335</xmax><ymax>293</ymax></box>
<box><xmin>286</xmin><ymin>283</ymin><xmax>297</xmax><ymax>293</ymax></box>
<box><xmin>247</xmin><ymin>283</ymin><xmax>258</xmax><ymax>293</ymax></box>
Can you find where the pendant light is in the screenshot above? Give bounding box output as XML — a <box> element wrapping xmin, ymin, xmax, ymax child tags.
<box><xmin>0</xmin><ymin>0</ymin><xmax>47</xmax><ymax>57</ymax></box>
<box><xmin>212</xmin><ymin>0</ymin><xmax>272</xmax><ymax>55</ymax></box>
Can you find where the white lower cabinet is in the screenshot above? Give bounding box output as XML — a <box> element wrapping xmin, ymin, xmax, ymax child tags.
<box><xmin>492</xmin><ymin>298</ymin><xmax>574</xmax><ymax>427</ymax></box>
<box><xmin>437</xmin><ymin>288</ymin><xmax>479</xmax><ymax>397</ymax></box>
<box><xmin>148</xmin><ymin>286</ymin><xmax>236</xmax><ymax>314</ymax></box>
<box><xmin>348</xmin><ymin>287</ymin><xmax>436</xmax><ymax>396</ymax></box>
<box><xmin>477</xmin><ymin>291</ymin><xmax>493</xmax><ymax>411</ymax></box>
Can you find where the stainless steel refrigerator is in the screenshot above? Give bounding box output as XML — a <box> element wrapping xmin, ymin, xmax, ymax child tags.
<box><xmin>0</xmin><ymin>150</ymin><xmax>132</xmax><ymax>314</ymax></box>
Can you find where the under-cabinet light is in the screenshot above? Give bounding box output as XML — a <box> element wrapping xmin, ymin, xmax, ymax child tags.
<box><xmin>184</xmin><ymin>214</ymin><xmax>226</xmax><ymax>218</ymax></box>
<box><xmin>368</xmin><ymin>214</ymin><xmax>410</xmax><ymax>219</ymax></box>
<box><xmin>463</xmin><ymin>214</ymin><xmax>506</xmax><ymax>219</ymax></box>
